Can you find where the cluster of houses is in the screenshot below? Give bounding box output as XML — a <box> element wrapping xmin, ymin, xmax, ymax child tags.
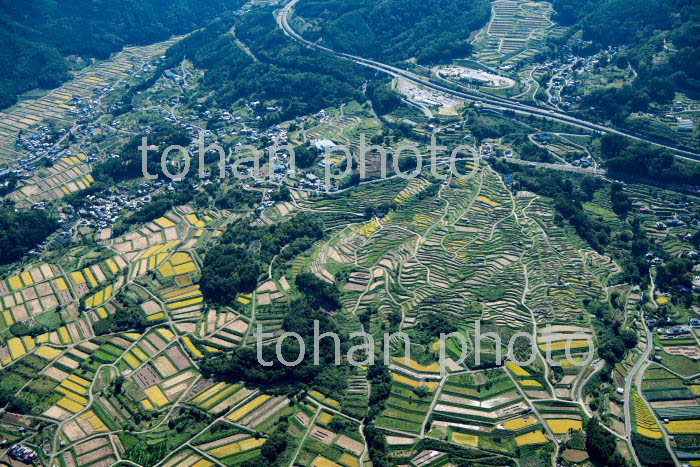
<box><xmin>538</xmin><ymin>46</ymin><xmax>620</xmax><ymax>110</ymax></box>
<box><xmin>8</xmin><ymin>444</ymin><xmax>38</xmax><ymax>463</ymax></box>
<box><xmin>13</xmin><ymin>126</ymin><xmax>68</xmax><ymax>177</ymax></box>
<box><xmin>67</xmin><ymin>94</ymin><xmax>104</xmax><ymax>123</ymax></box>
<box><xmin>540</xmin><ymin>45</ymin><xmax>697</xmax><ymax>135</ymax></box>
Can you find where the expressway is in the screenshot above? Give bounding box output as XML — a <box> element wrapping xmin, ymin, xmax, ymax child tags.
<box><xmin>276</xmin><ymin>0</ymin><xmax>700</xmax><ymax>162</ymax></box>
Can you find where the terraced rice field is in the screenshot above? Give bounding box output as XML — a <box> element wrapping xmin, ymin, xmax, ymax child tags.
<box><xmin>474</xmin><ymin>0</ymin><xmax>559</xmax><ymax>66</ymax></box>
<box><xmin>640</xmin><ymin>365</ymin><xmax>700</xmax><ymax>443</ymax></box>
<box><xmin>293</xmin><ymin>406</ymin><xmax>365</xmax><ymax>467</ymax></box>
<box><xmin>0</xmin><ymin>38</ymin><xmax>180</xmax><ymax>168</ymax></box>
<box><xmin>9</xmin><ymin>153</ymin><xmax>94</xmax><ymax>206</ymax></box>
<box><xmin>374</xmin><ymin>369</ymin><xmax>437</xmax><ymax>434</ymax></box>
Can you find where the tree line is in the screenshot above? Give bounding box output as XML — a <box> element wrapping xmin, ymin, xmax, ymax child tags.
<box><xmin>0</xmin><ymin>0</ymin><xmax>244</xmax><ymax>109</ymax></box>
<box><xmin>295</xmin><ymin>0</ymin><xmax>491</xmax><ymax>64</ymax></box>
<box><xmin>0</xmin><ymin>207</ymin><xmax>58</xmax><ymax>265</ymax></box>
<box><xmin>166</xmin><ymin>9</ymin><xmax>370</xmax><ymax>126</ymax></box>
<box><xmin>550</xmin><ymin>0</ymin><xmax>699</xmax><ymax>122</ymax></box>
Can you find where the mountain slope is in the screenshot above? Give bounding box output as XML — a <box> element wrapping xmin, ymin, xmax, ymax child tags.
<box><xmin>165</xmin><ymin>9</ymin><xmax>369</xmax><ymax>126</ymax></box>
<box><xmin>294</xmin><ymin>0</ymin><xmax>491</xmax><ymax>64</ymax></box>
<box><xmin>0</xmin><ymin>0</ymin><xmax>243</xmax><ymax>109</ymax></box>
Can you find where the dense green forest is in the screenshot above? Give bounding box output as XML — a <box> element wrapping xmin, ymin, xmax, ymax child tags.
<box><xmin>92</xmin><ymin>122</ymin><xmax>191</xmax><ymax>183</ymax></box>
<box><xmin>200</xmin><ymin>213</ymin><xmax>325</xmax><ymax>305</ymax></box>
<box><xmin>600</xmin><ymin>133</ymin><xmax>700</xmax><ymax>184</ymax></box>
<box><xmin>550</xmin><ymin>0</ymin><xmax>699</xmax><ymax>120</ymax></box>
<box><xmin>294</xmin><ymin>0</ymin><xmax>491</xmax><ymax>64</ymax></box>
<box><xmin>0</xmin><ymin>0</ymin><xmax>243</xmax><ymax>109</ymax></box>
<box><xmin>167</xmin><ymin>9</ymin><xmax>369</xmax><ymax>125</ymax></box>
<box><xmin>198</xmin><ymin>216</ymin><xmax>348</xmax><ymax>395</ymax></box>
<box><xmin>0</xmin><ymin>207</ymin><xmax>59</xmax><ymax>265</ymax></box>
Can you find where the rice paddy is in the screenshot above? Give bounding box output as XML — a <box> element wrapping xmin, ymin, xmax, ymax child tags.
<box><xmin>472</xmin><ymin>0</ymin><xmax>562</xmax><ymax>67</ymax></box>
<box><xmin>0</xmin><ymin>70</ymin><xmax>680</xmax><ymax>466</ymax></box>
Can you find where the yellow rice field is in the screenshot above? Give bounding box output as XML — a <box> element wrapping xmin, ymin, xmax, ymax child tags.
<box><xmin>71</xmin><ymin>271</ymin><xmax>86</xmax><ymax>284</ymax></box>
<box><xmin>227</xmin><ymin>395</ymin><xmax>271</xmax><ymax>422</ymax></box>
<box><xmin>55</xmin><ymin>277</ymin><xmax>68</xmax><ymax>291</ymax></box>
<box><xmin>193</xmin><ymin>382</ymin><xmax>227</xmax><ymax>404</ymax></box>
<box><xmin>308</xmin><ymin>390</ymin><xmax>341</xmax><ymax>408</ymax></box>
<box><xmin>314</xmin><ymin>456</ymin><xmax>342</xmax><ymax>467</ymax></box>
<box><xmin>57</xmin><ymin>397</ymin><xmax>84</xmax><ymax>413</ymax></box>
<box><xmin>503</xmin><ymin>417</ymin><xmax>536</xmax><ymax>431</ymax></box>
<box><xmin>318</xmin><ymin>412</ymin><xmax>333</xmax><ymax>425</ymax></box>
<box><xmin>183</xmin><ymin>336</ymin><xmax>204</xmax><ymax>358</ymax></box>
<box><xmin>173</xmin><ymin>262</ymin><xmax>198</xmax><ymax>275</ymax></box>
<box><xmin>36</xmin><ymin>345</ymin><xmax>62</xmax><ymax>359</ymax></box>
<box><xmin>210</xmin><ymin>443</ymin><xmax>241</xmax><ymax>458</ymax></box>
<box><xmin>515</xmin><ymin>430</ymin><xmax>547</xmax><ymax>446</ymax></box>
<box><xmin>506</xmin><ymin>361</ymin><xmax>530</xmax><ymax>376</ymax></box>
<box><xmin>62</xmin><ymin>380</ymin><xmax>88</xmax><ymax>395</ymax></box>
<box><xmin>69</xmin><ymin>375</ymin><xmax>91</xmax><ymax>387</ymax></box>
<box><xmin>8</xmin><ymin>338</ymin><xmax>26</xmax><ymax>359</ymax></box>
<box><xmin>666</xmin><ymin>420</ymin><xmax>700</xmax><ymax>434</ymax></box>
<box><xmin>358</xmin><ymin>219</ymin><xmax>380</xmax><ymax>237</ymax></box>
<box><xmin>547</xmin><ymin>419</ymin><xmax>582</xmax><ymax>434</ymax></box>
<box><xmin>80</xmin><ymin>411</ymin><xmax>107</xmax><ymax>431</ymax></box>
<box><xmin>167</xmin><ymin>296</ymin><xmax>203</xmax><ymax>310</ymax></box>
<box><xmin>8</xmin><ymin>276</ymin><xmax>23</xmax><ymax>291</ymax></box>
<box><xmin>392</xmin><ymin>357</ymin><xmax>441</xmax><ymax>373</ymax></box>
<box><xmin>476</xmin><ymin>195</ymin><xmax>501</xmax><ymax>207</ymax></box>
<box><xmin>451</xmin><ymin>432</ymin><xmax>478</xmax><ymax>446</ymax></box>
<box><xmin>339</xmin><ymin>453</ymin><xmax>360</xmax><ymax>467</ymax></box>
<box><xmin>154</xmin><ymin>217</ymin><xmax>176</xmax><ymax>228</ymax></box>
<box><xmin>145</xmin><ymin>386</ymin><xmax>169</xmax><ymax>407</ymax></box>
<box><xmin>57</xmin><ymin>388</ymin><xmax>87</xmax><ymax>405</ymax></box>
<box><xmin>391</xmin><ymin>373</ymin><xmax>438</xmax><ymax>391</ymax></box>
<box><xmin>238</xmin><ymin>438</ymin><xmax>266</xmax><ymax>451</ymax></box>
<box><xmin>157</xmin><ymin>328</ymin><xmax>175</xmax><ymax>341</ymax></box>
<box><xmin>124</xmin><ymin>352</ymin><xmax>140</xmax><ymax>369</ymax></box>
<box><xmin>633</xmin><ymin>393</ymin><xmax>662</xmax><ymax>438</ymax></box>
<box><xmin>539</xmin><ymin>340</ymin><xmax>591</xmax><ymax>352</ymax></box>
<box><xmin>132</xmin><ymin>347</ymin><xmax>149</xmax><ymax>362</ymax></box>
<box><xmin>58</xmin><ymin>327</ymin><xmax>71</xmax><ymax>344</ymax></box>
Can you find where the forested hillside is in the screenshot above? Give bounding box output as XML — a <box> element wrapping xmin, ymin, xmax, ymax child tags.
<box><xmin>0</xmin><ymin>207</ymin><xmax>58</xmax><ymax>265</ymax></box>
<box><xmin>0</xmin><ymin>0</ymin><xmax>243</xmax><ymax>109</ymax></box>
<box><xmin>551</xmin><ymin>0</ymin><xmax>699</xmax><ymax>120</ymax></box>
<box><xmin>166</xmin><ymin>10</ymin><xmax>369</xmax><ymax>125</ymax></box>
<box><xmin>294</xmin><ymin>0</ymin><xmax>491</xmax><ymax>64</ymax></box>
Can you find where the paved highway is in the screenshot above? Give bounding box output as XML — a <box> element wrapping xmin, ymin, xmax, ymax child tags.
<box><xmin>277</xmin><ymin>0</ymin><xmax>700</xmax><ymax>162</ymax></box>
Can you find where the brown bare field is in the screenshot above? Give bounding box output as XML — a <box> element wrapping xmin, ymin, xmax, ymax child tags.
<box><xmin>44</xmin><ymin>366</ymin><xmax>70</xmax><ymax>381</ymax></box>
<box><xmin>562</xmin><ymin>449</ymin><xmax>588</xmax><ymax>463</ymax></box>
<box><xmin>335</xmin><ymin>435</ymin><xmax>364</xmax><ymax>455</ymax></box>
<box><xmin>133</xmin><ymin>365</ymin><xmax>161</xmax><ymax>389</ymax></box>
<box><xmin>154</xmin><ymin>356</ymin><xmax>177</xmax><ymax>377</ymax></box>
<box><xmin>196</xmin><ymin>434</ymin><xmax>248</xmax><ymax>451</ymax></box>
<box><xmin>63</xmin><ymin>420</ymin><xmax>85</xmax><ymax>441</ymax></box>
<box><xmin>78</xmin><ymin>445</ymin><xmax>112</xmax><ymax>464</ymax></box>
<box><xmin>310</xmin><ymin>426</ymin><xmax>336</xmax><ymax>444</ymax></box>
<box><xmin>651</xmin><ymin>399</ymin><xmax>699</xmax><ymax>408</ymax></box>
<box><xmin>165</xmin><ymin>346</ymin><xmax>190</xmax><ymax>370</ymax></box>
<box><xmin>74</xmin><ymin>438</ymin><xmax>108</xmax><ymax>456</ymax></box>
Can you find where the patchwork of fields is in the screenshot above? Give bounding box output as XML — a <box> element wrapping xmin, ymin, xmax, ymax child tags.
<box><xmin>473</xmin><ymin>0</ymin><xmax>561</xmax><ymax>67</ymax></box>
<box><xmin>0</xmin><ymin>39</ymin><xmax>179</xmax><ymax>168</ymax></box>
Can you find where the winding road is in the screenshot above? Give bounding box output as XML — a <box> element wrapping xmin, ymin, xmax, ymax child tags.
<box><xmin>276</xmin><ymin>0</ymin><xmax>700</xmax><ymax>163</ymax></box>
